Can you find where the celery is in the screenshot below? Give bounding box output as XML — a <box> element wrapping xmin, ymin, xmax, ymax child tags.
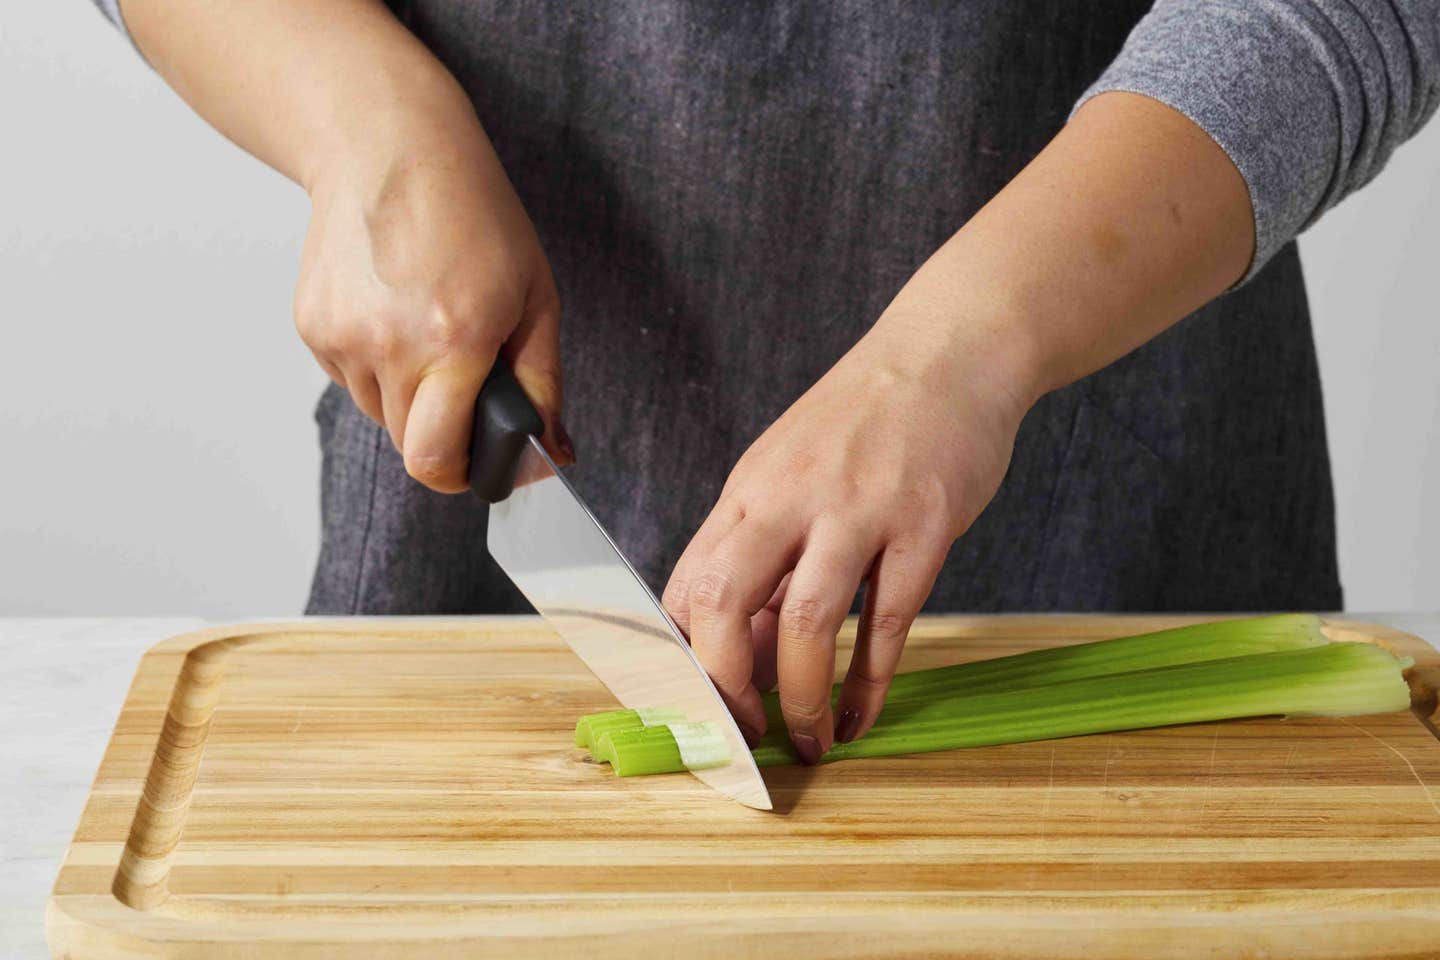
<box><xmin>583</xmin><ymin>639</ymin><xmax>1411</xmax><ymax>777</ymax></box>
<box><xmin>758</xmin><ymin>613</ymin><xmax>1329</xmax><ymax>725</ymax></box>
<box><xmin>575</xmin><ymin>708</ymin><xmax>684</xmax><ymax>752</ymax></box>
<box><xmin>752</xmin><ymin>642</ymin><xmax>1413</xmax><ymax>767</ymax></box>
<box><xmin>598</xmin><ymin>722</ymin><xmax>730</xmax><ymax>776</ymax></box>
<box><xmin>595</xmin><ymin>727</ymin><xmax>684</xmax><ymax>775</ymax></box>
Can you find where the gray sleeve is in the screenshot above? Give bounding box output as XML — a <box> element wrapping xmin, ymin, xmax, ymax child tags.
<box><xmin>88</xmin><ymin>0</ymin><xmax>140</xmax><ymax>50</ymax></box>
<box><xmin>1075</xmin><ymin>0</ymin><xmax>1440</xmax><ymax>282</ymax></box>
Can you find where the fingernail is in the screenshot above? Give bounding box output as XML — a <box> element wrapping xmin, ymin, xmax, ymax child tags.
<box><xmin>554</xmin><ymin>419</ymin><xmax>576</xmax><ymax>464</ymax></box>
<box><xmin>738</xmin><ymin>720</ymin><xmax>763</xmax><ymax>749</ymax></box>
<box><xmin>835</xmin><ymin>708</ymin><xmax>861</xmax><ymax>744</ymax></box>
<box><xmin>791</xmin><ymin>733</ymin><xmax>824</xmax><ymax>766</ymax></box>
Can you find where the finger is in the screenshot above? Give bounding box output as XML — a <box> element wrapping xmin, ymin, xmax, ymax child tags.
<box><xmin>376</xmin><ymin>371</ymin><xmax>417</xmax><ymax>454</ymax></box>
<box><xmin>687</xmin><ymin>516</ymin><xmax>801</xmax><ymax>742</ymax></box>
<box><xmin>662</xmin><ymin>498</ymin><xmax>744</xmax><ymax>638</ymax></box>
<box><xmin>345</xmin><ymin>369</ymin><xmax>385</xmax><ymax>426</ymax></box>
<box><xmin>776</xmin><ymin>528</ymin><xmax>874</xmax><ymax>764</ymax></box>
<box><xmin>402</xmin><ymin>363</ymin><xmax>492</xmax><ymax>493</ymax></box>
<box><xmin>749</xmin><ymin>574</ymin><xmax>789</xmax><ymax>693</ymax></box>
<box><xmin>834</xmin><ymin>546</ymin><xmax>943</xmax><ymax>744</ymax></box>
<box><xmin>503</xmin><ymin>267</ymin><xmax>570</xmax><ymax>464</ymax></box>
<box><xmin>311</xmin><ymin>351</ymin><xmax>347</xmax><ymax>388</ymax></box>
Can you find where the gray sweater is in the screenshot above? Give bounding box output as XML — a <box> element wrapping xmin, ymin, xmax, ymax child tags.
<box><xmin>93</xmin><ymin>0</ymin><xmax>1438</xmax><ymax>281</ymax></box>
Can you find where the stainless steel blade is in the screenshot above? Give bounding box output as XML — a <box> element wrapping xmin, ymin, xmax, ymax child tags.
<box><xmin>487</xmin><ymin>436</ymin><xmax>772</xmax><ymax>810</ymax></box>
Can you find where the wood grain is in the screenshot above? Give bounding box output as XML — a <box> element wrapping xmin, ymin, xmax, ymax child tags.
<box><xmin>47</xmin><ymin>615</ymin><xmax>1440</xmax><ymax>959</ymax></box>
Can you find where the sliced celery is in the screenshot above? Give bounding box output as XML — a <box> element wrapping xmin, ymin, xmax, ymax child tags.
<box><xmin>598</xmin><ymin>722</ymin><xmax>731</xmax><ymax>776</ymax></box>
<box><xmin>575</xmin><ymin>707</ymin><xmax>685</xmax><ymax>753</ymax></box>
<box><xmin>594</xmin><ymin>726</ymin><xmax>680</xmax><ymax>772</ymax></box>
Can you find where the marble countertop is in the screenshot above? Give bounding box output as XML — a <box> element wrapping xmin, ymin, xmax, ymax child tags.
<box><xmin>4</xmin><ymin>614</ymin><xmax>1437</xmax><ymax>958</ymax></box>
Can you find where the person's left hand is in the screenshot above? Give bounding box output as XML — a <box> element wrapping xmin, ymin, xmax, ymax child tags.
<box><xmin>662</xmin><ymin>302</ymin><xmax>1038</xmax><ymax>763</ymax></box>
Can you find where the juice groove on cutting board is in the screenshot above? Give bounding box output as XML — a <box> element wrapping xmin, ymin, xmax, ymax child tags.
<box><xmin>47</xmin><ymin>616</ymin><xmax>1440</xmax><ymax>959</ymax></box>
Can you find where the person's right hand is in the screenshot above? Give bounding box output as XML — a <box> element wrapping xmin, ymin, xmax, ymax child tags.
<box><xmin>294</xmin><ymin>91</ymin><xmax>572</xmax><ymax>492</ymax></box>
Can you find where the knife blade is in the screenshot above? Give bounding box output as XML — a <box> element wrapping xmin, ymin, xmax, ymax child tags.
<box><xmin>469</xmin><ymin>362</ymin><xmax>772</xmax><ymax>811</ymax></box>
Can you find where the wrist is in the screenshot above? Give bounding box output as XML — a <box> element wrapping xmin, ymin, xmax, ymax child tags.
<box><xmin>871</xmin><ymin>270</ymin><xmax>1047</xmax><ymax>432</ymax></box>
<box><xmin>301</xmin><ymin>60</ymin><xmax>484</xmax><ymax>199</ymax></box>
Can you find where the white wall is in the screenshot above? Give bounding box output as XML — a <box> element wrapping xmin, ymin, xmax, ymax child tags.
<box><xmin>2</xmin><ymin>5</ymin><xmax>1437</xmax><ymax>615</ymax></box>
<box><xmin>1300</xmin><ymin>121</ymin><xmax>1440</xmax><ymax>611</ymax></box>
<box><xmin>0</xmin><ymin>6</ymin><xmax>323</xmax><ymax>616</ymax></box>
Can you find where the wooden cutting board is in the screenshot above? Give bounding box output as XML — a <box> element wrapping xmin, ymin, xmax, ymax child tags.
<box><xmin>48</xmin><ymin>616</ymin><xmax>1440</xmax><ymax>959</ymax></box>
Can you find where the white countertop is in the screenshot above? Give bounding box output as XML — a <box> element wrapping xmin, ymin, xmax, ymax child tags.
<box><xmin>4</xmin><ymin>614</ymin><xmax>1437</xmax><ymax>958</ymax></box>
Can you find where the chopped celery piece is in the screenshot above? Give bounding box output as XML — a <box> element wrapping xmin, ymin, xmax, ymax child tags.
<box><xmin>599</xmin><ymin>723</ymin><xmax>729</xmax><ymax>777</ymax></box>
<box><xmin>601</xmin><ymin>728</ymin><xmax>684</xmax><ymax>777</ymax></box>
<box><xmin>575</xmin><ymin>707</ymin><xmax>685</xmax><ymax>753</ymax></box>
<box><xmin>575</xmin><ymin>709</ymin><xmax>638</xmax><ymax>750</ymax></box>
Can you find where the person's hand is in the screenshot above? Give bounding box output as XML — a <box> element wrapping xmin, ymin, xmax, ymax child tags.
<box><xmin>662</xmin><ymin>303</ymin><xmax>1038</xmax><ymax>762</ymax></box>
<box><xmin>294</xmin><ymin>92</ymin><xmax>571</xmax><ymax>492</ymax></box>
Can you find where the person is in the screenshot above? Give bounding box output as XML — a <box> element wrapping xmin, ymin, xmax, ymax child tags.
<box><xmin>93</xmin><ymin>0</ymin><xmax>1438</xmax><ymax>763</ymax></box>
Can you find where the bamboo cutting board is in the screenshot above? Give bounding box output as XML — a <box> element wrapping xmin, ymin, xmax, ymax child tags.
<box><xmin>48</xmin><ymin>616</ymin><xmax>1440</xmax><ymax>959</ymax></box>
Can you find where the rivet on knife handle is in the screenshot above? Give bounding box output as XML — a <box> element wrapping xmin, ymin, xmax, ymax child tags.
<box><xmin>468</xmin><ymin>359</ymin><xmax>544</xmax><ymax>504</ymax></box>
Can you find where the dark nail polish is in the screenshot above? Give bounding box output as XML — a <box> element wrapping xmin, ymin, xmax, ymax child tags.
<box><xmin>791</xmin><ymin>733</ymin><xmax>824</xmax><ymax>766</ymax></box>
<box><xmin>738</xmin><ymin>720</ymin><xmax>763</xmax><ymax>749</ymax></box>
<box><xmin>554</xmin><ymin>419</ymin><xmax>576</xmax><ymax>463</ymax></box>
<box><xmin>835</xmin><ymin>708</ymin><xmax>862</xmax><ymax>744</ymax></box>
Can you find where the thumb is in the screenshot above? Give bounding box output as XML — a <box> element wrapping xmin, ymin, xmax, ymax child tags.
<box><xmin>503</xmin><ymin>271</ymin><xmax>572</xmax><ymax>465</ymax></box>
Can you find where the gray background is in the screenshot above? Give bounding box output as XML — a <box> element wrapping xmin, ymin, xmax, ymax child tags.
<box><xmin>2</xmin><ymin>5</ymin><xmax>1436</xmax><ymax>616</ymax></box>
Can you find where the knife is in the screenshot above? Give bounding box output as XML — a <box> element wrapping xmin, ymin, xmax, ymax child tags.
<box><xmin>468</xmin><ymin>361</ymin><xmax>772</xmax><ymax>810</ymax></box>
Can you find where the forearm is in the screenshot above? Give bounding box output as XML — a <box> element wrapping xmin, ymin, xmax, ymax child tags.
<box><xmin>880</xmin><ymin>91</ymin><xmax>1254</xmax><ymax>408</ymax></box>
<box><xmin>119</xmin><ymin>0</ymin><xmax>477</xmax><ymax>191</ymax></box>
<box><xmin>120</xmin><ymin>0</ymin><xmax>569</xmax><ymax>486</ymax></box>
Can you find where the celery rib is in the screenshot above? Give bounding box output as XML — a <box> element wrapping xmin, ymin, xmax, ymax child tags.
<box><xmin>754</xmin><ymin>641</ymin><xmax>1411</xmax><ymax>767</ymax></box>
<box><xmin>572</xmin><ymin>616</ymin><xmax>1413</xmax><ymax>779</ymax></box>
<box><xmin>758</xmin><ymin>613</ymin><xmax>1328</xmax><ymax>725</ymax></box>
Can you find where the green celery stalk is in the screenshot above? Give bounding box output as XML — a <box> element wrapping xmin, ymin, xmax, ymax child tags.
<box><xmin>599</xmin><ymin>642</ymin><xmax>1411</xmax><ymax>776</ymax></box>
<box><xmin>759</xmin><ymin>613</ymin><xmax>1329</xmax><ymax>726</ymax></box>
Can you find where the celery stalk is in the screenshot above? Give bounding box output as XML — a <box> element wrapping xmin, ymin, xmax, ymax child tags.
<box><xmin>757</xmin><ymin>642</ymin><xmax>1411</xmax><ymax>766</ymax></box>
<box><xmin>759</xmin><ymin>613</ymin><xmax>1328</xmax><ymax>725</ymax></box>
<box><xmin>592</xmin><ymin>642</ymin><xmax>1411</xmax><ymax>776</ymax></box>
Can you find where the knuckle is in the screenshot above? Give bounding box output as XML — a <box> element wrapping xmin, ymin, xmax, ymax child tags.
<box><xmin>689</xmin><ymin>568</ymin><xmax>737</xmax><ymax>614</ymax></box>
<box><xmin>908</xmin><ymin>475</ymin><xmax>951</xmax><ymax>515</ymax></box>
<box><xmin>319</xmin><ymin>320</ymin><xmax>369</xmax><ymax>360</ymax></box>
<box><xmin>777</xmin><ymin>694</ymin><xmax>827</xmax><ymax>728</ymax></box>
<box><xmin>293</xmin><ymin>304</ymin><xmax>320</xmax><ymax>338</ymax></box>
<box><xmin>366</xmin><ymin>318</ymin><xmax>402</xmax><ymax>360</ymax></box>
<box><xmin>292</xmin><ymin>281</ymin><xmax>323</xmax><ymax>326</ymax></box>
<box><xmin>661</xmin><ymin>584</ymin><xmax>691</xmax><ymax>627</ymax></box>
<box><xmin>847</xmin><ymin>663</ymin><xmax>892</xmax><ymax>694</ymax></box>
<box><xmin>864</xmin><ymin>611</ymin><xmax>913</xmax><ymax>644</ymax></box>
<box><xmin>293</xmin><ymin>301</ymin><xmax>331</xmax><ymax>346</ymax></box>
<box><xmin>781</xmin><ymin>596</ymin><xmax>834</xmax><ymax>641</ymax></box>
<box><xmin>427</xmin><ymin>293</ymin><xmax>506</xmax><ymax>357</ymax></box>
<box><xmin>660</xmin><ymin>579</ymin><xmax>686</xmax><ymax>610</ymax></box>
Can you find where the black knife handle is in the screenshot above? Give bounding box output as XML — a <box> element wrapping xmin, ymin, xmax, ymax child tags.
<box><xmin>468</xmin><ymin>359</ymin><xmax>544</xmax><ymax>503</ymax></box>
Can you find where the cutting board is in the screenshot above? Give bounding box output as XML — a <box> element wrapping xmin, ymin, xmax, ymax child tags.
<box><xmin>48</xmin><ymin>616</ymin><xmax>1440</xmax><ymax>959</ymax></box>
